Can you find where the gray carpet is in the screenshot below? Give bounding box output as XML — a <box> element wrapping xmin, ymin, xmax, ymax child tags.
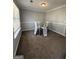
<box><xmin>16</xmin><ymin>30</ymin><xmax>66</xmax><ymax>59</ymax></box>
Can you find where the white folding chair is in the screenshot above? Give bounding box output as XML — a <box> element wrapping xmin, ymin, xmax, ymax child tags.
<box><xmin>41</xmin><ymin>21</ymin><xmax>48</xmax><ymax>36</ymax></box>
<box><xmin>34</xmin><ymin>21</ymin><xmax>41</xmax><ymax>35</ymax></box>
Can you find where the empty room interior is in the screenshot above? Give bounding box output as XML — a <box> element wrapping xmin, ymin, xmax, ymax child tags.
<box><xmin>13</xmin><ymin>0</ymin><xmax>66</xmax><ymax>59</ymax></box>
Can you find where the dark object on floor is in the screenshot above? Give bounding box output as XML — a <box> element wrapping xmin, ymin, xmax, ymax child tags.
<box><xmin>36</xmin><ymin>28</ymin><xmax>43</xmax><ymax>35</ymax></box>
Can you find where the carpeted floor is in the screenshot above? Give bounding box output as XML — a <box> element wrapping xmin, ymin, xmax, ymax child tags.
<box><xmin>16</xmin><ymin>30</ymin><xmax>66</xmax><ymax>59</ymax></box>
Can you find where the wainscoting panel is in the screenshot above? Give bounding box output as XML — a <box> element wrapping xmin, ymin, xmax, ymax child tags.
<box><xmin>21</xmin><ymin>22</ymin><xmax>34</xmax><ymax>31</ymax></box>
<box><xmin>13</xmin><ymin>27</ymin><xmax>22</xmax><ymax>56</ymax></box>
<box><xmin>48</xmin><ymin>23</ymin><xmax>66</xmax><ymax>36</ymax></box>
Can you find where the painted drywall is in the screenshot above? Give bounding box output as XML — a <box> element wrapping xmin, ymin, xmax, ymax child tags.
<box><xmin>20</xmin><ymin>5</ymin><xmax>66</xmax><ymax>36</ymax></box>
<box><xmin>20</xmin><ymin>9</ymin><xmax>45</xmax><ymax>31</ymax></box>
<box><xmin>13</xmin><ymin>28</ymin><xmax>21</xmax><ymax>56</ymax></box>
<box><xmin>46</xmin><ymin>5</ymin><xmax>66</xmax><ymax>36</ymax></box>
<box><xmin>13</xmin><ymin>2</ymin><xmax>21</xmax><ymax>32</ymax></box>
<box><xmin>13</xmin><ymin>2</ymin><xmax>21</xmax><ymax>56</ymax></box>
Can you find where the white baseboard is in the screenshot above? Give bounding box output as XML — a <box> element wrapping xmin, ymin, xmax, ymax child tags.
<box><xmin>13</xmin><ymin>55</ymin><xmax>24</xmax><ymax>59</ymax></box>
<box><xmin>48</xmin><ymin>28</ymin><xmax>65</xmax><ymax>36</ymax></box>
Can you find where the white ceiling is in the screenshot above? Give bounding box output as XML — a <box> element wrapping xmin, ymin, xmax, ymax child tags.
<box><xmin>14</xmin><ymin>0</ymin><xmax>66</xmax><ymax>12</ymax></box>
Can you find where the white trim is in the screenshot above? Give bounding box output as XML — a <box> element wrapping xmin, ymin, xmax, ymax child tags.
<box><xmin>22</xmin><ymin>28</ymin><xmax>34</xmax><ymax>31</ymax></box>
<box><xmin>13</xmin><ymin>27</ymin><xmax>22</xmax><ymax>56</ymax></box>
<box><xmin>21</xmin><ymin>22</ymin><xmax>34</xmax><ymax>23</ymax></box>
<box><xmin>21</xmin><ymin>22</ymin><xmax>34</xmax><ymax>31</ymax></box>
<box><xmin>13</xmin><ymin>55</ymin><xmax>24</xmax><ymax>59</ymax></box>
<box><xmin>14</xmin><ymin>27</ymin><xmax>21</xmax><ymax>39</ymax></box>
<box><xmin>48</xmin><ymin>28</ymin><xmax>65</xmax><ymax>36</ymax></box>
<box><xmin>46</xmin><ymin>4</ymin><xmax>66</xmax><ymax>13</ymax></box>
<box><xmin>48</xmin><ymin>22</ymin><xmax>66</xmax><ymax>26</ymax></box>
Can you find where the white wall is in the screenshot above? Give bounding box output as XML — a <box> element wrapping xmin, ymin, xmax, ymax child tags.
<box><xmin>20</xmin><ymin>5</ymin><xmax>66</xmax><ymax>36</ymax></box>
<box><xmin>20</xmin><ymin>9</ymin><xmax>45</xmax><ymax>31</ymax></box>
<box><xmin>13</xmin><ymin>3</ymin><xmax>20</xmax><ymax>32</ymax></box>
<box><xmin>46</xmin><ymin>5</ymin><xmax>66</xmax><ymax>36</ymax></box>
<box><xmin>13</xmin><ymin>2</ymin><xmax>21</xmax><ymax>56</ymax></box>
